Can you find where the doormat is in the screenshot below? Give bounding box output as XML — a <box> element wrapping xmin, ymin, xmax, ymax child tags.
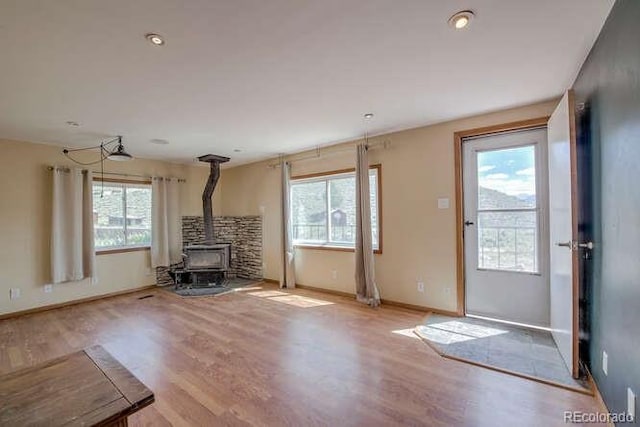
<box><xmin>162</xmin><ymin>278</ymin><xmax>259</xmax><ymax>297</ymax></box>
<box><xmin>414</xmin><ymin>314</ymin><xmax>591</xmax><ymax>393</ymax></box>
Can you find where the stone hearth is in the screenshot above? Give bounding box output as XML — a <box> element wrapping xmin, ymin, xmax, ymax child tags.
<box><xmin>156</xmin><ymin>215</ymin><xmax>262</xmax><ymax>286</ymax></box>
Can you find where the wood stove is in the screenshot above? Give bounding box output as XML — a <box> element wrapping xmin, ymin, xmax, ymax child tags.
<box><xmin>183</xmin><ymin>244</ymin><xmax>230</xmax><ymax>270</ymax></box>
<box><xmin>172</xmin><ymin>154</ymin><xmax>232</xmax><ymax>288</ymax></box>
<box><xmin>181</xmin><ymin>243</ymin><xmax>231</xmax><ymax>286</ymax></box>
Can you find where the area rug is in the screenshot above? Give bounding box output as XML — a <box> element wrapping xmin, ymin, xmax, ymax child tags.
<box><xmin>162</xmin><ymin>278</ymin><xmax>259</xmax><ymax>297</ymax></box>
<box><xmin>414</xmin><ymin>314</ymin><xmax>590</xmax><ymax>393</ymax></box>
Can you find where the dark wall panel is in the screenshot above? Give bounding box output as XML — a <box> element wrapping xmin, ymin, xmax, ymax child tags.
<box><xmin>573</xmin><ymin>0</ymin><xmax>640</xmax><ymax>420</ymax></box>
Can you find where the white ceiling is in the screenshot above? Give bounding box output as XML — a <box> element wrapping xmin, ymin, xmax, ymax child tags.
<box><xmin>0</xmin><ymin>0</ymin><xmax>613</xmax><ymax>167</ymax></box>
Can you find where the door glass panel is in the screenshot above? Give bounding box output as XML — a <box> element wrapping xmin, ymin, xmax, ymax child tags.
<box><xmin>476</xmin><ymin>144</ymin><xmax>539</xmax><ymax>273</ymax></box>
<box><xmin>477</xmin><ymin>146</ymin><xmax>537</xmax><ymax>209</ymax></box>
<box><xmin>478</xmin><ymin>211</ymin><xmax>538</xmax><ymax>272</ymax></box>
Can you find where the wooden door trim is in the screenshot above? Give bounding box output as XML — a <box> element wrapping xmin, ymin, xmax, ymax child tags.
<box><xmin>453</xmin><ymin>117</ymin><xmax>550</xmax><ymax>316</ymax></box>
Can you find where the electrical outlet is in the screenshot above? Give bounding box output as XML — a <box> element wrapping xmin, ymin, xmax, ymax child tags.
<box><xmin>417</xmin><ymin>282</ymin><xmax>425</xmax><ymax>293</ymax></box>
<box><xmin>9</xmin><ymin>288</ymin><xmax>21</xmax><ymax>300</ymax></box>
<box><xmin>602</xmin><ymin>351</ymin><xmax>608</xmax><ymax>376</ymax></box>
<box><xmin>331</xmin><ymin>270</ymin><xmax>338</xmax><ymax>280</ymax></box>
<box><xmin>44</xmin><ymin>284</ymin><xmax>53</xmax><ymax>293</ymax></box>
<box><xmin>628</xmin><ymin>388</ymin><xmax>636</xmax><ymax>421</ymax></box>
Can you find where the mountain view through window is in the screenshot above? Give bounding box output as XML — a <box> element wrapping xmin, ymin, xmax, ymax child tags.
<box><xmin>477</xmin><ymin>145</ymin><xmax>538</xmax><ymax>273</ymax></box>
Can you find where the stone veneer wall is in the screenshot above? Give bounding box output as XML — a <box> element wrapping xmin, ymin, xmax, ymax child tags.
<box><xmin>156</xmin><ymin>215</ymin><xmax>263</xmax><ymax>286</ymax></box>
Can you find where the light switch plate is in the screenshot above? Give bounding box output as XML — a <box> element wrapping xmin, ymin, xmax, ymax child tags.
<box><xmin>628</xmin><ymin>388</ymin><xmax>636</xmax><ymax>420</ymax></box>
<box><xmin>437</xmin><ymin>198</ymin><xmax>450</xmax><ymax>209</ymax></box>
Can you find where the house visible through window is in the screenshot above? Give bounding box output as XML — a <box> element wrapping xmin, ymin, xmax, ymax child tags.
<box><xmin>290</xmin><ymin>166</ymin><xmax>381</xmax><ymax>251</ymax></box>
<box><xmin>93</xmin><ymin>181</ymin><xmax>152</xmax><ymax>250</ymax></box>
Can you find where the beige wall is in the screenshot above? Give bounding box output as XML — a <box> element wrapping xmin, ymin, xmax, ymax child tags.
<box><xmin>220</xmin><ymin>100</ymin><xmax>558</xmax><ymax>312</ymax></box>
<box><xmin>0</xmin><ymin>138</ymin><xmax>215</xmax><ymax>315</ymax></box>
<box><xmin>0</xmin><ymin>100</ymin><xmax>556</xmax><ymax>315</ymax></box>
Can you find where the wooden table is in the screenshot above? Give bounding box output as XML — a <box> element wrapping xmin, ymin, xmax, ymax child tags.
<box><xmin>0</xmin><ymin>345</ymin><xmax>154</xmax><ymax>426</ymax></box>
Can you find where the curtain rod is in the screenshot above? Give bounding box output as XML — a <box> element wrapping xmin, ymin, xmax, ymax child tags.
<box><xmin>267</xmin><ymin>138</ymin><xmax>391</xmax><ymax>168</ymax></box>
<box><xmin>47</xmin><ymin>167</ymin><xmax>186</xmax><ymax>182</ymax></box>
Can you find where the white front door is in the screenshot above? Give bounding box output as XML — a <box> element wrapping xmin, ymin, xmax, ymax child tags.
<box><xmin>463</xmin><ymin>128</ymin><xmax>550</xmax><ymax>327</ymax></box>
<box><xmin>548</xmin><ymin>90</ymin><xmax>580</xmax><ymax>378</ymax></box>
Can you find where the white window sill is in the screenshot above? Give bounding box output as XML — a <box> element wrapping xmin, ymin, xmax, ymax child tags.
<box><xmin>96</xmin><ymin>246</ymin><xmax>151</xmax><ymax>255</ymax></box>
<box><xmin>294</xmin><ymin>243</ymin><xmax>382</xmax><ymax>254</ymax></box>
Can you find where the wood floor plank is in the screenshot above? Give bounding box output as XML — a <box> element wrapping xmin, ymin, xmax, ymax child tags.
<box><xmin>0</xmin><ymin>283</ymin><xmax>606</xmax><ymax>426</ymax></box>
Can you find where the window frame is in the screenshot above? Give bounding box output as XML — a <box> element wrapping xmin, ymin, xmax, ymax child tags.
<box><xmin>93</xmin><ymin>178</ymin><xmax>152</xmax><ymax>255</ymax></box>
<box><xmin>290</xmin><ymin>164</ymin><xmax>382</xmax><ymax>254</ymax></box>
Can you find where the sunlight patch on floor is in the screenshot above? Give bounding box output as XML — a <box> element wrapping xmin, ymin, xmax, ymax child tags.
<box><xmin>269</xmin><ymin>295</ymin><xmax>334</xmax><ymax>308</ymax></box>
<box><xmin>232</xmin><ymin>286</ymin><xmax>264</xmax><ymax>292</ymax></box>
<box><xmin>391</xmin><ymin>328</ymin><xmax>421</xmax><ymax>339</ymax></box>
<box><xmin>247</xmin><ymin>290</ymin><xmax>289</xmax><ymax>298</ymax></box>
<box><xmin>247</xmin><ymin>290</ymin><xmax>334</xmax><ymax>307</ymax></box>
<box><xmin>415</xmin><ymin>321</ymin><xmax>508</xmax><ymax>345</ymax></box>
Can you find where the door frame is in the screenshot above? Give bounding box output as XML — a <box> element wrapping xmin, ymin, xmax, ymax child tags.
<box><xmin>453</xmin><ymin>117</ymin><xmax>550</xmax><ymax>316</ymax></box>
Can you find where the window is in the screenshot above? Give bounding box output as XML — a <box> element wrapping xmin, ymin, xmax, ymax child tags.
<box><xmin>290</xmin><ymin>166</ymin><xmax>381</xmax><ymax>252</ymax></box>
<box><xmin>92</xmin><ymin>181</ymin><xmax>152</xmax><ymax>251</ymax></box>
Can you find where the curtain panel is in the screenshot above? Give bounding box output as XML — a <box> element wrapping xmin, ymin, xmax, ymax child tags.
<box><xmin>151</xmin><ymin>177</ymin><xmax>182</xmax><ymax>269</ymax></box>
<box><xmin>280</xmin><ymin>161</ymin><xmax>296</xmax><ymax>289</ymax></box>
<box><xmin>355</xmin><ymin>144</ymin><xmax>380</xmax><ymax>307</ymax></box>
<box><xmin>51</xmin><ymin>167</ymin><xmax>96</xmax><ymax>284</ymax></box>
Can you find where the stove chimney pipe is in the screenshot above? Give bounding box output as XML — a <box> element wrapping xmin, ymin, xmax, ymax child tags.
<box><xmin>198</xmin><ymin>154</ymin><xmax>230</xmax><ymax>243</ymax></box>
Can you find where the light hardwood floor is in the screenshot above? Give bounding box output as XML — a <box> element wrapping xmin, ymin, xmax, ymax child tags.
<box><xmin>0</xmin><ymin>283</ymin><xmax>605</xmax><ymax>426</ymax></box>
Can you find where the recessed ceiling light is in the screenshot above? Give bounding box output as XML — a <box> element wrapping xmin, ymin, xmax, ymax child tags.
<box><xmin>150</xmin><ymin>138</ymin><xmax>169</xmax><ymax>145</ymax></box>
<box><xmin>145</xmin><ymin>33</ymin><xmax>165</xmax><ymax>46</ymax></box>
<box><xmin>66</xmin><ymin>121</ymin><xmax>79</xmax><ymax>127</ymax></box>
<box><xmin>364</xmin><ymin>113</ymin><xmax>374</xmax><ymax>119</ymax></box>
<box><xmin>448</xmin><ymin>10</ymin><xmax>474</xmax><ymax>30</ymax></box>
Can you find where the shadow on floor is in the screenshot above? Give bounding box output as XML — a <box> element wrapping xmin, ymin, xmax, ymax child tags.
<box><xmin>414</xmin><ymin>314</ymin><xmax>590</xmax><ymax>393</ymax></box>
<box><xmin>161</xmin><ymin>278</ymin><xmax>259</xmax><ymax>297</ymax></box>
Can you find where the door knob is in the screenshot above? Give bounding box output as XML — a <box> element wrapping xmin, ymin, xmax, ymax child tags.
<box><xmin>556</xmin><ymin>241</ymin><xmax>594</xmax><ymax>250</ymax></box>
<box><xmin>556</xmin><ymin>241</ymin><xmax>575</xmax><ymax>250</ymax></box>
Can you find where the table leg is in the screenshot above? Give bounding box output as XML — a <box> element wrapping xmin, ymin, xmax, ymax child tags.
<box><xmin>106</xmin><ymin>416</ymin><xmax>128</xmax><ymax>426</ymax></box>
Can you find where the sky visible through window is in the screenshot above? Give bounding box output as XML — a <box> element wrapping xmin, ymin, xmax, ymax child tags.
<box><xmin>477</xmin><ymin>145</ymin><xmax>536</xmax><ymax>199</ymax></box>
